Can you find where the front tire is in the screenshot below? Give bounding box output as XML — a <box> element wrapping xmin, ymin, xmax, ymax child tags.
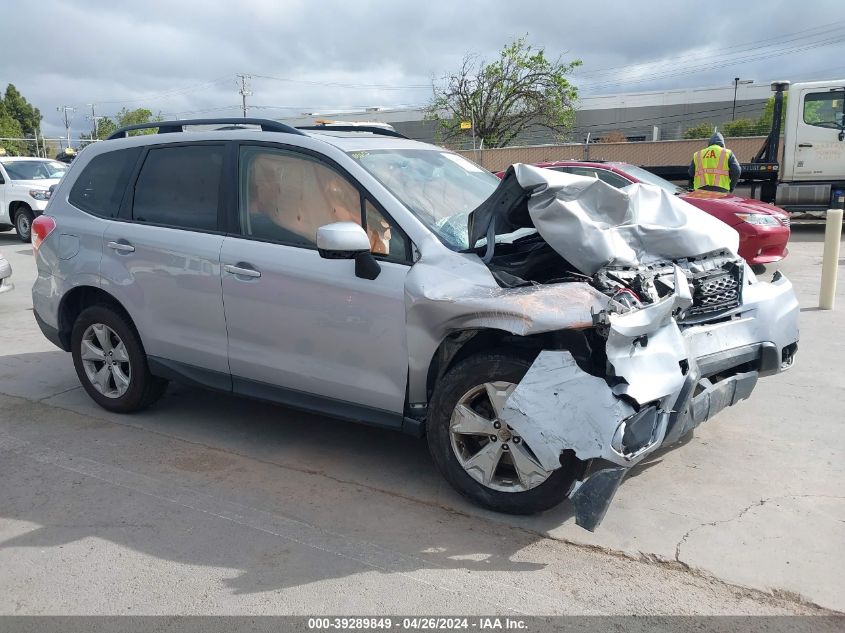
<box><xmin>71</xmin><ymin>305</ymin><xmax>168</xmax><ymax>413</ymax></box>
<box><xmin>427</xmin><ymin>351</ymin><xmax>582</xmax><ymax>515</ymax></box>
<box><xmin>14</xmin><ymin>206</ymin><xmax>34</xmax><ymax>243</ymax></box>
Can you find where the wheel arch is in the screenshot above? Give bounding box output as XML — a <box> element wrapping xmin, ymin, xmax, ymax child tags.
<box><xmin>9</xmin><ymin>200</ymin><xmax>32</xmax><ymax>218</ymax></box>
<box><xmin>57</xmin><ymin>285</ymin><xmax>138</xmax><ymax>351</ymax></box>
<box><xmin>424</xmin><ymin>327</ymin><xmax>598</xmax><ymax>405</ymax></box>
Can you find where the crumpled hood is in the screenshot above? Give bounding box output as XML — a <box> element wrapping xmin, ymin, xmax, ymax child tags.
<box><xmin>469</xmin><ymin>164</ymin><xmax>740</xmax><ymax>276</ymax></box>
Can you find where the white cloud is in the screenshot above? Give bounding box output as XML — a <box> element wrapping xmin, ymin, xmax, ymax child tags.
<box><xmin>3</xmin><ymin>0</ymin><xmax>843</xmax><ymax>139</ymax></box>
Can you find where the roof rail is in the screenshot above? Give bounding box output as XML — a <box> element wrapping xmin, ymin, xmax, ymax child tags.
<box><xmin>106</xmin><ymin>118</ymin><xmax>306</xmax><ymax>140</ymax></box>
<box><xmin>297</xmin><ymin>124</ymin><xmax>409</xmax><ymax>139</ymax></box>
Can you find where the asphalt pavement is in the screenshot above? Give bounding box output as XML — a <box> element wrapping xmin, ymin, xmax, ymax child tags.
<box><xmin>0</xmin><ymin>225</ymin><xmax>841</xmax><ymax>615</ymax></box>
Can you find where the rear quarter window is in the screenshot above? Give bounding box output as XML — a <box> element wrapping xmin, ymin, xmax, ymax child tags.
<box><xmin>68</xmin><ymin>147</ymin><xmax>142</xmax><ymax>218</ymax></box>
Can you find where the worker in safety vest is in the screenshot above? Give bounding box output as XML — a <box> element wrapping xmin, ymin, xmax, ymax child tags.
<box><xmin>688</xmin><ymin>132</ymin><xmax>741</xmax><ymax>192</ymax></box>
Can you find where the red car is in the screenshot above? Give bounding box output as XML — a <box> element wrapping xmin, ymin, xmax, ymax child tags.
<box><xmin>495</xmin><ymin>161</ymin><xmax>790</xmax><ymax>270</ymax></box>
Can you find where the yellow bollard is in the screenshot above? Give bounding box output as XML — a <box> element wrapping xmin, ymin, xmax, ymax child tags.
<box><xmin>819</xmin><ymin>208</ymin><xmax>843</xmax><ymax>310</ymax></box>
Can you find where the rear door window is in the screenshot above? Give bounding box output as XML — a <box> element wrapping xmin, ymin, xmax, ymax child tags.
<box><xmin>131</xmin><ymin>145</ymin><xmax>224</xmax><ymax>231</ymax></box>
<box><xmin>68</xmin><ymin>148</ymin><xmax>141</xmax><ymax>218</ymax></box>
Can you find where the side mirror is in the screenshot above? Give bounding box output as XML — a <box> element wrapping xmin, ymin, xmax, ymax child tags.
<box><xmin>316</xmin><ymin>221</ymin><xmax>381</xmax><ymax>280</ymax></box>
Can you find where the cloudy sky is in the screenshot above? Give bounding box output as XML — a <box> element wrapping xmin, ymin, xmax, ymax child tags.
<box><xmin>2</xmin><ymin>0</ymin><xmax>843</xmax><ymax>140</ymax></box>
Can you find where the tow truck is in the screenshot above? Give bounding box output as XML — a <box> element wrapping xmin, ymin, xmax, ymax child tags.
<box><xmin>651</xmin><ymin>80</ymin><xmax>845</xmax><ymax>217</ymax></box>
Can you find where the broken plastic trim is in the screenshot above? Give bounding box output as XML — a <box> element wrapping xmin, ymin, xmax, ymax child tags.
<box><xmin>568</xmin><ymin>466</ymin><xmax>627</xmax><ymax>531</ymax></box>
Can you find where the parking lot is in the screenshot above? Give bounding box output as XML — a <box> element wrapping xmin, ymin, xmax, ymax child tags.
<box><xmin>0</xmin><ymin>225</ymin><xmax>842</xmax><ymax>615</ymax></box>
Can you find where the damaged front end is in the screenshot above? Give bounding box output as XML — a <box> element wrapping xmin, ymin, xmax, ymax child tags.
<box><xmin>465</xmin><ymin>164</ymin><xmax>800</xmax><ymax>531</ymax></box>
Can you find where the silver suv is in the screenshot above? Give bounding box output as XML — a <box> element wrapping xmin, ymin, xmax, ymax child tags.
<box><xmin>31</xmin><ymin>118</ymin><xmax>799</xmax><ymax>530</ymax></box>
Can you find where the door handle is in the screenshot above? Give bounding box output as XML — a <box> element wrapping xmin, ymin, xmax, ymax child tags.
<box><xmin>107</xmin><ymin>241</ymin><xmax>135</xmax><ymax>253</ymax></box>
<box><xmin>798</xmin><ymin>143</ymin><xmax>813</xmax><ymax>148</ymax></box>
<box><xmin>224</xmin><ymin>264</ymin><xmax>261</xmax><ymax>278</ymax></box>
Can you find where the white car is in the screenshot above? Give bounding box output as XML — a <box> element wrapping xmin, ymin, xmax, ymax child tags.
<box><xmin>0</xmin><ymin>157</ymin><xmax>68</xmax><ymax>242</ymax></box>
<box><xmin>0</xmin><ymin>251</ymin><xmax>12</xmax><ymax>295</ymax></box>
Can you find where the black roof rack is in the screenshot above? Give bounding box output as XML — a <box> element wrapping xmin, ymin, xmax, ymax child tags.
<box><xmin>106</xmin><ymin>118</ymin><xmax>305</xmax><ymax>140</ymax></box>
<box><xmin>297</xmin><ymin>125</ymin><xmax>409</xmax><ymax>139</ymax></box>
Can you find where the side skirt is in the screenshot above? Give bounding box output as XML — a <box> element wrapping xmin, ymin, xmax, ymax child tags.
<box><xmin>148</xmin><ymin>356</ymin><xmax>411</xmax><ymax>434</ymax></box>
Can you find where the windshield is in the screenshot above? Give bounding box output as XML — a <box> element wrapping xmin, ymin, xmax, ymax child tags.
<box><xmin>348</xmin><ymin>148</ymin><xmax>501</xmax><ymax>249</ymax></box>
<box><xmin>618</xmin><ymin>164</ymin><xmax>685</xmax><ymax>194</ymax></box>
<box><xmin>2</xmin><ymin>160</ymin><xmax>68</xmax><ymax>181</ymax></box>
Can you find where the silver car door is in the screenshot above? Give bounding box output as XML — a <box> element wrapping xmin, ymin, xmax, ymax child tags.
<box><xmin>100</xmin><ymin>143</ymin><xmax>230</xmax><ymax>382</ymax></box>
<box><xmin>220</xmin><ymin>145</ymin><xmax>410</xmax><ymax>416</ymax></box>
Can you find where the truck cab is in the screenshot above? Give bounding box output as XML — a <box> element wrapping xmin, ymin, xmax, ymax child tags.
<box><xmin>775</xmin><ymin>80</ymin><xmax>845</xmax><ymax>212</ymax></box>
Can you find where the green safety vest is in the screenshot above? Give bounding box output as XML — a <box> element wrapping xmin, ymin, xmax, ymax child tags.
<box><xmin>693</xmin><ymin>145</ymin><xmax>733</xmax><ymax>190</ymax></box>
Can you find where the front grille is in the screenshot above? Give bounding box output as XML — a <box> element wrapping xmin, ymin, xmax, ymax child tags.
<box><xmin>686</xmin><ymin>264</ymin><xmax>742</xmax><ymax>317</ymax></box>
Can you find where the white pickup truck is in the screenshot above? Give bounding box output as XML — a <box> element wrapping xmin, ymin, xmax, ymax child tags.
<box><xmin>0</xmin><ymin>157</ymin><xmax>68</xmax><ymax>242</ymax></box>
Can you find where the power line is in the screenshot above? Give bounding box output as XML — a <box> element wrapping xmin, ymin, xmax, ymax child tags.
<box><xmin>576</xmin><ymin>20</ymin><xmax>845</xmax><ymax>79</ymax></box>
<box><xmin>583</xmin><ymin>36</ymin><xmax>845</xmax><ymax>90</ymax></box>
<box><xmin>581</xmin><ymin>35</ymin><xmax>845</xmax><ymax>92</ymax></box>
<box><xmin>69</xmin><ymin>76</ymin><xmax>233</xmax><ymax>108</ymax></box>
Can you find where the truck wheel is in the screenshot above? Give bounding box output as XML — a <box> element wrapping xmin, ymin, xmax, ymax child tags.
<box><xmin>14</xmin><ymin>207</ymin><xmax>34</xmax><ymax>243</ymax></box>
<box><xmin>427</xmin><ymin>351</ymin><xmax>582</xmax><ymax>515</ymax></box>
<box><xmin>71</xmin><ymin>305</ymin><xmax>168</xmax><ymax>413</ymax></box>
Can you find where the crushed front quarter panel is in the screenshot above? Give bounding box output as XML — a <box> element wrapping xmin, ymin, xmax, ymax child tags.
<box><xmin>403</xmin><ymin>243</ymin><xmax>610</xmax><ymax>403</ymax></box>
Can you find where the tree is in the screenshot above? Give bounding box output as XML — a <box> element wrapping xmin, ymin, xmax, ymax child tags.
<box><xmin>721</xmin><ymin>117</ymin><xmax>767</xmax><ymax>137</ymax></box>
<box><xmin>115</xmin><ymin>107</ymin><xmax>159</xmax><ymax>129</ymax></box>
<box><xmin>759</xmin><ymin>93</ymin><xmax>788</xmax><ymax>133</ymax></box>
<box><xmin>0</xmin><ymin>101</ymin><xmax>26</xmax><ymax>155</ymax></box>
<box><xmin>0</xmin><ymin>84</ymin><xmax>42</xmax><ymax>155</ymax></box>
<box><xmin>427</xmin><ymin>37</ymin><xmax>581</xmax><ymax>148</ymax></box>
<box><xmin>3</xmin><ymin>84</ymin><xmax>41</xmax><ymax>136</ymax></box>
<box><xmin>683</xmin><ymin>122</ymin><xmax>715</xmax><ymax>139</ymax></box>
<box><xmin>94</xmin><ymin>117</ymin><xmax>118</xmax><ymax>139</ymax></box>
<box><xmin>80</xmin><ymin>107</ymin><xmax>159</xmax><ymax>142</ymax></box>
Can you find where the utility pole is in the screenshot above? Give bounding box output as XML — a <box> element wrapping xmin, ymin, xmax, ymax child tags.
<box><xmin>57</xmin><ymin>106</ymin><xmax>75</xmax><ymax>148</ymax></box>
<box><xmin>236</xmin><ymin>74</ymin><xmax>252</xmax><ymax>118</ymax></box>
<box><xmin>732</xmin><ymin>78</ymin><xmax>754</xmax><ymax>120</ymax></box>
<box><xmin>86</xmin><ymin>103</ymin><xmax>104</xmax><ymax>140</ymax></box>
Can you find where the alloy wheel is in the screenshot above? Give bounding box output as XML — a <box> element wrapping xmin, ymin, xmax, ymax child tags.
<box><xmin>448</xmin><ymin>381</ymin><xmax>553</xmax><ymax>493</ymax></box>
<box><xmin>80</xmin><ymin>323</ymin><xmax>132</xmax><ymax>398</ymax></box>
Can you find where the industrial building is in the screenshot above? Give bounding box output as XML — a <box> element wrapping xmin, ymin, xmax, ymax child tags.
<box><xmin>280</xmin><ymin>81</ymin><xmax>776</xmax><ymax>147</ymax></box>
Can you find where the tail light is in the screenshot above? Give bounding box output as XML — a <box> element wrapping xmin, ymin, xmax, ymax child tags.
<box><xmin>32</xmin><ymin>215</ymin><xmax>57</xmax><ymax>254</ymax></box>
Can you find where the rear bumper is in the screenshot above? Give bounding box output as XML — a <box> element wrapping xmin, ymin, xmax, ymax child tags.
<box><xmin>34</xmin><ymin>309</ymin><xmax>66</xmax><ymax>351</ymax></box>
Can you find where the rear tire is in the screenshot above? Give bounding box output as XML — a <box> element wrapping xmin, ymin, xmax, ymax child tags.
<box><xmin>427</xmin><ymin>351</ymin><xmax>582</xmax><ymax>515</ymax></box>
<box><xmin>71</xmin><ymin>305</ymin><xmax>168</xmax><ymax>413</ymax></box>
<box><xmin>14</xmin><ymin>206</ymin><xmax>34</xmax><ymax>243</ymax></box>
